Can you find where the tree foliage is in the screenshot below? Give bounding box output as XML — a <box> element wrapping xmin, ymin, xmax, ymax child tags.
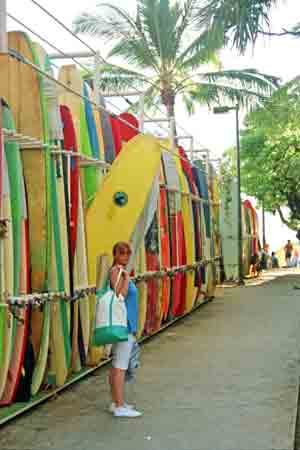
<box><xmin>199</xmin><ymin>0</ymin><xmax>300</xmax><ymax>54</ymax></box>
<box><xmin>223</xmin><ymin>79</ymin><xmax>300</xmax><ymax>230</ymax></box>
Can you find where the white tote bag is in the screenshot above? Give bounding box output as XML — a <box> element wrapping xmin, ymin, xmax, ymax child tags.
<box><xmin>92</xmin><ymin>269</ymin><xmax>128</xmax><ymax>346</ymax></box>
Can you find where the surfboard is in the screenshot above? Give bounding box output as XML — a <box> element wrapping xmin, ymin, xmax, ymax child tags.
<box><xmin>175</xmin><ymin>150</ymin><xmax>196</xmax><ymax>313</ymax></box>
<box><xmin>242</xmin><ymin>201</ymin><xmax>253</xmax><ymax>276</ymax></box>
<box><xmin>0</xmin><ymin>100</ymin><xmax>29</xmax><ymax>405</ymax></box>
<box><xmin>179</xmin><ymin>148</ymin><xmax>202</xmax><ymax>303</ymax></box>
<box><xmin>110</xmin><ymin>116</ymin><xmax>122</xmax><ymax>156</ymax></box>
<box><xmin>0</xmin><ymin>102</ymin><xmax>14</xmax><ymax>400</ymax></box>
<box><xmin>33</xmin><ymin>42</ymin><xmax>72</xmax><ymax>388</ymax></box>
<box><xmin>0</xmin><ymin>31</ymin><xmax>52</xmax><ymax>397</ymax></box>
<box><xmin>219</xmin><ymin>178</ymin><xmax>239</xmax><ymax>280</ymax></box>
<box><xmin>86</xmin><ymin>134</ymin><xmax>162</xmax><ymax>283</ymax></box>
<box><xmin>192</xmin><ymin>160</ymin><xmax>216</xmax><ymax>298</ymax></box>
<box><xmin>161</xmin><ymin>148</ymin><xmax>184</xmax><ymax>318</ymax></box>
<box><xmin>60</xmin><ymin>105</ymin><xmax>79</xmax><ymax>266</ymax></box>
<box><xmin>158</xmin><ymin>171</ymin><xmax>171</xmax><ymax>322</ymax></box>
<box><xmin>118</xmin><ymin>113</ymin><xmax>139</xmax><ymax>143</ymax></box>
<box><xmin>98</xmin><ymin>94</ymin><xmax>115</xmax><ymax>164</ymax></box>
<box><xmin>58</xmin><ymin>65</ymin><xmax>91</xmax><ymax>373</ymax></box>
<box><xmin>244</xmin><ymin>199</ymin><xmax>259</xmax><ymax>256</ymax></box>
<box><xmin>83</xmin><ymin>81</ymin><xmax>100</xmax><ymax>207</ymax></box>
<box><xmin>144</xmin><ymin>210</ymin><xmax>161</xmax><ymax>335</ymax></box>
<box><xmin>209</xmin><ymin>166</ymin><xmax>222</xmax><ymax>283</ymax></box>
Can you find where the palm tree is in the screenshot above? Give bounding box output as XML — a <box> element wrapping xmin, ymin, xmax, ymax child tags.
<box><xmin>73</xmin><ymin>0</ymin><xmax>279</xmax><ymax>124</ymax></box>
<box><xmin>198</xmin><ymin>0</ymin><xmax>300</xmax><ymax>54</ymax></box>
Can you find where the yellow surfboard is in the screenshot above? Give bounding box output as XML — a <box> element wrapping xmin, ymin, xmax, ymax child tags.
<box><xmin>86</xmin><ymin>134</ymin><xmax>162</xmax><ymax>284</ymax></box>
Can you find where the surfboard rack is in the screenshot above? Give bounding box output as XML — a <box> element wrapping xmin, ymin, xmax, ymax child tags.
<box><xmin>3</xmin><ymin>128</ymin><xmax>44</xmax><ymax>147</ymax></box>
<box><xmin>160</xmin><ymin>183</ymin><xmax>220</xmax><ymax>206</ymax></box>
<box><xmin>3</xmin><ymin>128</ymin><xmax>111</xmax><ymax>170</ymax></box>
<box><xmin>5</xmin><ymin>257</ymin><xmax>221</xmax><ymax>309</ymax></box>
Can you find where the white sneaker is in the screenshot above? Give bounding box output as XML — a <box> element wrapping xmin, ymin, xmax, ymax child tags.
<box><xmin>113</xmin><ymin>406</ymin><xmax>142</xmax><ymax>418</ymax></box>
<box><xmin>108</xmin><ymin>402</ymin><xmax>134</xmax><ymax>413</ymax></box>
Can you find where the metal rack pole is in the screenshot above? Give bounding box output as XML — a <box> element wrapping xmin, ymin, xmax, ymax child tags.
<box><xmin>139</xmin><ymin>94</ymin><xmax>145</xmax><ymax>132</ymax></box>
<box><xmin>0</xmin><ymin>0</ymin><xmax>7</xmax><ymax>54</ymax></box>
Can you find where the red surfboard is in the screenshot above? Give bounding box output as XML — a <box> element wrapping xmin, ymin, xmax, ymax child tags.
<box><xmin>110</xmin><ymin>116</ymin><xmax>122</xmax><ymax>156</ymax></box>
<box><xmin>159</xmin><ymin>184</ymin><xmax>171</xmax><ymax>321</ymax></box>
<box><xmin>60</xmin><ymin>105</ymin><xmax>79</xmax><ymax>265</ymax></box>
<box><xmin>244</xmin><ymin>199</ymin><xmax>258</xmax><ymax>255</ymax></box>
<box><xmin>118</xmin><ymin>112</ymin><xmax>139</xmax><ymax>143</ymax></box>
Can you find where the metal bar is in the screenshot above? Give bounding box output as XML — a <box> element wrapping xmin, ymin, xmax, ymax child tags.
<box><xmin>262</xmin><ymin>200</ymin><xmax>266</xmax><ymax>248</ymax></box>
<box><xmin>144</xmin><ymin>118</ymin><xmax>170</xmax><ymax>124</ymax></box>
<box><xmin>176</xmin><ymin>135</ymin><xmax>193</xmax><ymax>140</ymax></box>
<box><xmin>169</xmin><ymin>116</ymin><xmax>175</xmax><ymax>153</ymax></box>
<box><xmin>103</xmin><ymin>91</ymin><xmax>143</xmax><ymax>98</ymax></box>
<box><xmin>139</xmin><ymin>94</ymin><xmax>145</xmax><ymax>132</ymax></box>
<box><xmin>0</xmin><ymin>0</ymin><xmax>7</xmax><ymax>54</ymax></box>
<box><xmin>49</xmin><ymin>50</ymin><xmax>95</xmax><ymax>59</ymax></box>
<box><xmin>190</xmin><ymin>137</ymin><xmax>194</xmax><ymax>162</ymax></box>
<box><xmin>161</xmin><ymin>184</ymin><xmax>220</xmax><ymax>206</ymax></box>
<box><xmin>94</xmin><ymin>51</ymin><xmax>102</xmax><ymax>108</ymax></box>
<box><xmin>79</xmin><ymin>161</ymin><xmax>110</xmax><ymax>168</ymax></box>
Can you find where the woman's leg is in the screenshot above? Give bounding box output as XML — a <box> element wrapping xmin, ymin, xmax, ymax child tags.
<box><xmin>111</xmin><ymin>368</ymin><xmax>126</xmax><ymax>407</ymax></box>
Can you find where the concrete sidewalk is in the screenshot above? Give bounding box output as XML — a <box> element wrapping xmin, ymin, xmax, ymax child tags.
<box><xmin>2</xmin><ymin>271</ymin><xmax>300</xmax><ymax>450</ymax></box>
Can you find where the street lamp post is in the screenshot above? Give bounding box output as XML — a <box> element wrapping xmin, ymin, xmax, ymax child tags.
<box><xmin>262</xmin><ymin>200</ymin><xmax>266</xmax><ymax>248</ymax></box>
<box><xmin>214</xmin><ymin>104</ymin><xmax>244</xmax><ymax>285</ymax></box>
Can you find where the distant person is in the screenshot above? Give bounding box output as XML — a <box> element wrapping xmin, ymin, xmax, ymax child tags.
<box><xmin>292</xmin><ymin>248</ymin><xmax>299</xmax><ymax>267</ymax></box>
<box><xmin>250</xmin><ymin>253</ymin><xmax>261</xmax><ymax>277</ymax></box>
<box><xmin>271</xmin><ymin>252</ymin><xmax>279</xmax><ymax>269</ymax></box>
<box><xmin>260</xmin><ymin>248</ymin><xmax>267</xmax><ymax>270</ymax></box>
<box><xmin>284</xmin><ymin>240</ymin><xmax>293</xmax><ymax>267</ymax></box>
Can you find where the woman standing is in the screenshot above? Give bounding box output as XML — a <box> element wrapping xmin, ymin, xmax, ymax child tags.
<box><xmin>284</xmin><ymin>240</ymin><xmax>293</xmax><ymax>267</ymax></box>
<box><xmin>108</xmin><ymin>242</ymin><xmax>142</xmax><ymax>418</ymax></box>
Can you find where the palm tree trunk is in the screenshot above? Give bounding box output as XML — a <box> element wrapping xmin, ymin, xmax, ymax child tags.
<box><xmin>161</xmin><ymin>89</ymin><xmax>177</xmax><ymax>144</ymax></box>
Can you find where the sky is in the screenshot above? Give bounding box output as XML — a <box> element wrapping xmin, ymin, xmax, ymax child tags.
<box><xmin>5</xmin><ymin>0</ymin><xmax>300</xmax><ymax>250</ymax></box>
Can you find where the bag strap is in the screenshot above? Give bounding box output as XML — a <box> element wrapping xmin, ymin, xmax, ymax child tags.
<box><xmin>112</xmin><ymin>267</ymin><xmax>124</xmax><ymax>294</ymax></box>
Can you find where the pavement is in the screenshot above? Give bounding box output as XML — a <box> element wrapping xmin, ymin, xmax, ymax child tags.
<box><xmin>1</xmin><ymin>269</ymin><xmax>300</xmax><ymax>450</ymax></box>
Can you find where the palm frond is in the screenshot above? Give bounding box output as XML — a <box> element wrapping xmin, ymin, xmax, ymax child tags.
<box><xmin>181</xmin><ymin>91</ymin><xmax>196</xmax><ymax>114</ymax></box>
<box><xmin>177</xmin><ymin>28</ymin><xmax>224</xmax><ymax>70</ymax></box>
<box><xmin>182</xmin><ymin>81</ymin><xmax>268</xmax><ymax>112</ymax></box>
<box><xmin>175</xmin><ymin>0</ymin><xmax>200</xmax><ymax>50</ymax></box>
<box><xmin>100</xmin><ymin>2</ymin><xmax>160</xmax><ymax>69</ymax></box>
<box><xmin>100</xmin><ymin>66</ymin><xmax>151</xmax><ymax>93</ymax></box>
<box><xmin>200</xmin><ymin>69</ymin><xmax>280</xmax><ymax>96</ymax></box>
<box><xmin>137</xmin><ymin>0</ymin><xmax>182</xmax><ymax>67</ymax></box>
<box><xmin>73</xmin><ymin>10</ymin><xmax>130</xmax><ymax>41</ymax></box>
<box><xmin>195</xmin><ymin>0</ymin><xmax>278</xmax><ymax>53</ymax></box>
<box><xmin>123</xmin><ymin>84</ymin><xmax>161</xmax><ymax>114</ymax></box>
<box><xmin>108</xmin><ymin>39</ymin><xmax>158</xmax><ymax>70</ymax></box>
